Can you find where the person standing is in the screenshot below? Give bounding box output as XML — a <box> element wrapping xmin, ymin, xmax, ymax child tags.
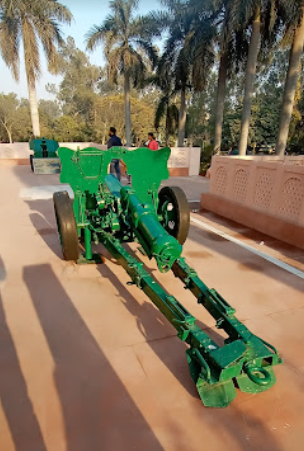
<box><xmin>107</xmin><ymin>126</ymin><xmax>122</xmax><ymax>180</ymax></box>
<box><xmin>147</xmin><ymin>133</ymin><xmax>159</xmax><ymax>151</ymax></box>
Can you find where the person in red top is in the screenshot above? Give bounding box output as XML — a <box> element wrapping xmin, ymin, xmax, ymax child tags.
<box><xmin>147</xmin><ymin>133</ymin><xmax>159</xmax><ymax>151</ymax></box>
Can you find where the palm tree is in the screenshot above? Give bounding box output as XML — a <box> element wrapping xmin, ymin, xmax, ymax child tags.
<box><xmin>233</xmin><ymin>0</ymin><xmax>285</xmax><ymax>155</ymax></box>
<box><xmin>212</xmin><ymin>0</ymin><xmax>248</xmax><ymax>153</ymax></box>
<box><xmin>157</xmin><ymin>0</ymin><xmax>193</xmax><ymax>147</ymax></box>
<box><xmin>0</xmin><ymin>0</ymin><xmax>72</xmax><ymax>137</ymax></box>
<box><xmin>155</xmin><ymin>29</ymin><xmax>192</xmax><ymax>147</ymax></box>
<box><xmin>237</xmin><ymin>3</ymin><xmax>261</xmax><ymax>155</ymax></box>
<box><xmin>276</xmin><ymin>1</ymin><xmax>304</xmax><ymax>156</ymax></box>
<box><xmin>154</xmin><ymin>57</ymin><xmax>179</xmax><ymax>145</ymax></box>
<box><xmin>159</xmin><ymin>0</ymin><xmax>217</xmax><ymax>147</ymax></box>
<box><xmin>86</xmin><ymin>0</ymin><xmax>159</xmax><ymax>147</ymax></box>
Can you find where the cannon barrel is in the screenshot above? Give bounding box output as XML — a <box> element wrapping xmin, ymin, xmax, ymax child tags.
<box><xmin>120</xmin><ymin>186</ymin><xmax>182</xmax><ymax>272</ymax></box>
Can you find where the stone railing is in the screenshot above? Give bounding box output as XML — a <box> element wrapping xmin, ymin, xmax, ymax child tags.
<box><xmin>0</xmin><ymin>142</ymin><xmax>201</xmax><ymax>176</ymax></box>
<box><xmin>201</xmin><ymin>155</ymin><xmax>304</xmax><ymax>249</ymax></box>
<box><xmin>168</xmin><ymin>147</ymin><xmax>201</xmax><ymax>176</ymax></box>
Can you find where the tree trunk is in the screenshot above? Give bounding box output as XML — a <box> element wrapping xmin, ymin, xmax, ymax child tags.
<box><xmin>8</xmin><ymin>129</ymin><xmax>12</xmax><ymax>144</ymax></box>
<box><xmin>238</xmin><ymin>9</ymin><xmax>261</xmax><ymax>156</ymax></box>
<box><xmin>4</xmin><ymin>126</ymin><xmax>13</xmax><ymax>144</ymax></box>
<box><xmin>27</xmin><ymin>77</ymin><xmax>40</xmax><ymax>137</ymax></box>
<box><xmin>1</xmin><ymin>121</ymin><xmax>13</xmax><ymax>144</ymax></box>
<box><xmin>103</xmin><ymin>120</ymin><xmax>107</xmax><ymax>145</ymax></box>
<box><xmin>276</xmin><ymin>8</ymin><xmax>304</xmax><ymax>156</ymax></box>
<box><xmin>165</xmin><ymin>103</ymin><xmax>169</xmax><ymax>146</ymax></box>
<box><xmin>178</xmin><ymin>86</ymin><xmax>186</xmax><ymax>147</ymax></box>
<box><xmin>214</xmin><ymin>51</ymin><xmax>228</xmax><ymax>154</ymax></box>
<box><xmin>124</xmin><ymin>72</ymin><xmax>132</xmax><ymax>147</ymax></box>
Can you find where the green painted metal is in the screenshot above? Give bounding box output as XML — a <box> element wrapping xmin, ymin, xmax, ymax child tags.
<box><xmin>30</xmin><ymin>137</ymin><xmax>59</xmax><ymax>158</ymax></box>
<box><xmin>56</xmin><ymin>146</ymin><xmax>282</xmax><ymax>408</ymax></box>
<box><xmin>171</xmin><ymin>258</ymin><xmax>281</xmax><ymax>405</ymax></box>
<box><xmin>59</xmin><ymin>146</ymin><xmax>170</xmax><ymax>204</ymax></box>
<box><xmin>30</xmin><ymin>138</ymin><xmax>60</xmax><ymax>174</ymax></box>
<box><xmin>120</xmin><ymin>186</ymin><xmax>182</xmax><ymax>272</ymax></box>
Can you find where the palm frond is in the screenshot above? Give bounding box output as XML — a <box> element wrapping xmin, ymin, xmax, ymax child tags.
<box><xmin>130</xmin><ymin>14</ymin><xmax>163</xmax><ymax>39</ymax></box>
<box><xmin>0</xmin><ymin>12</ymin><xmax>20</xmax><ymax>80</ymax></box>
<box><xmin>231</xmin><ymin>0</ymin><xmax>257</xmax><ymax>29</ymax></box>
<box><xmin>129</xmin><ymin>49</ymin><xmax>146</xmax><ymax>87</ymax></box>
<box><xmin>133</xmin><ymin>39</ymin><xmax>158</xmax><ymax>68</ymax></box>
<box><xmin>0</xmin><ymin>0</ymin><xmax>72</xmax><ymax>82</ymax></box>
<box><xmin>45</xmin><ymin>0</ymin><xmax>73</xmax><ymax>24</ymax></box>
<box><xmin>33</xmin><ymin>14</ymin><xmax>63</xmax><ymax>72</ymax></box>
<box><xmin>104</xmin><ymin>31</ymin><xmax>122</xmax><ymax>56</ymax></box>
<box><xmin>155</xmin><ymin>95</ymin><xmax>168</xmax><ymax>129</ymax></box>
<box><xmin>143</xmin><ymin>10</ymin><xmax>171</xmax><ymax>30</ymax></box>
<box><xmin>167</xmin><ymin>103</ymin><xmax>179</xmax><ymax>135</ymax></box>
<box><xmin>107</xmin><ymin>46</ymin><xmax>124</xmax><ymax>84</ymax></box>
<box><xmin>85</xmin><ymin>25</ymin><xmax>108</xmax><ymax>50</ymax></box>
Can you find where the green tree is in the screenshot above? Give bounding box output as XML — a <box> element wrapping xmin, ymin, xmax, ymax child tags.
<box><xmin>14</xmin><ymin>100</ymin><xmax>32</xmax><ymax>141</ymax></box>
<box><xmin>158</xmin><ymin>0</ymin><xmax>219</xmax><ymax>146</ymax></box>
<box><xmin>39</xmin><ymin>99</ymin><xmax>61</xmax><ymax>138</ymax></box>
<box><xmin>233</xmin><ymin>0</ymin><xmax>287</xmax><ymax>155</ymax></box>
<box><xmin>0</xmin><ymin>0</ymin><xmax>72</xmax><ymax>137</ymax></box>
<box><xmin>276</xmin><ymin>2</ymin><xmax>304</xmax><ymax>155</ymax></box>
<box><xmin>208</xmin><ymin>0</ymin><xmax>249</xmax><ymax>153</ymax></box>
<box><xmin>153</xmin><ymin>58</ymin><xmax>179</xmax><ymax>146</ymax></box>
<box><xmin>0</xmin><ymin>93</ymin><xmax>31</xmax><ymax>142</ymax></box>
<box><xmin>86</xmin><ymin>0</ymin><xmax>159</xmax><ymax>146</ymax></box>
<box><xmin>288</xmin><ymin>86</ymin><xmax>304</xmax><ymax>153</ymax></box>
<box><xmin>157</xmin><ymin>0</ymin><xmax>194</xmax><ymax>146</ymax></box>
<box><xmin>94</xmin><ymin>93</ymin><xmax>161</xmax><ymax>145</ymax></box>
<box><xmin>250</xmin><ymin>49</ymin><xmax>287</xmax><ymax>147</ymax></box>
<box><xmin>186</xmin><ymin>71</ymin><xmax>218</xmax><ymax>146</ymax></box>
<box><xmin>58</xmin><ymin>37</ymin><xmax>101</xmax><ymax>123</ymax></box>
<box><xmin>94</xmin><ymin>95</ymin><xmax>126</xmax><ymax>144</ymax></box>
<box><xmin>0</xmin><ymin>93</ymin><xmax>19</xmax><ymax>143</ymax></box>
<box><xmin>53</xmin><ymin>115</ymin><xmax>89</xmax><ymax>142</ymax></box>
<box><xmin>236</xmin><ymin>2</ymin><xmax>261</xmax><ymax>155</ymax></box>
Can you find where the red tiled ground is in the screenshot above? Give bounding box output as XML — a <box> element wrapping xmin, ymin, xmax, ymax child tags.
<box><xmin>0</xmin><ymin>165</ymin><xmax>303</xmax><ymax>451</ymax></box>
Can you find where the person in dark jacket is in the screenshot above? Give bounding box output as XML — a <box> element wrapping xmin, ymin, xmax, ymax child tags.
<box><xmin>107</xmin><ymin>126</ymin><xmax>122</xmax><ymax>180</ymax></box>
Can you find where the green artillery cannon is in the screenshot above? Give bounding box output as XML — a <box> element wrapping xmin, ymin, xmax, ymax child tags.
<box><xmin>30</xmin><ymin>137</ymin><xmax>60</xmax><ymax>174</ymax></box>
<box><xmin>53</xmin><ymin>146</ymin><xmax>282</xmax><ymax>408</ymax></box>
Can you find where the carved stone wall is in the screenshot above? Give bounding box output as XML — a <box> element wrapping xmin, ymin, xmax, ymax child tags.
<box><xmin>233</xmin><ymin>169</ymin><xmax>248</xmax><ymax>203</ymax></box>
<box><xmin>214</xmin><ymin>166</ymin><xmax>228</xmax><ymax>195</ymax></box>
<box><xmin>209</xmin><ymin>156</ymin><xmax>304</xmax><ymax>227</ymax></box>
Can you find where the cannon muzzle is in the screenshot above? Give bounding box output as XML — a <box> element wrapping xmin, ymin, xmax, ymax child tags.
<box><xmin>120</xmin><ymin>186</ymin><xmax>182</xmax><ymax>272</ymax></box>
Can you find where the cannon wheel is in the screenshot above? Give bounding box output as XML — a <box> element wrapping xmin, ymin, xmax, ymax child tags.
<box><xmin>53</xmin><ymin>191</ymin><xmax>79</xmax><ymax>261</ymax></box>
<box><xmin>30</xmin><ymin>154</ymin><xmax>34</xmax><ymax>172</ymax></box>
<box><xmin>158</xmin><ymin>186</ymin><xmax>190</xmax><ymax>245</ymax></box>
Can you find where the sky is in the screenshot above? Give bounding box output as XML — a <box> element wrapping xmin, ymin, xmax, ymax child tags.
<box><xmin>0</xmin><ymin>0</ymin><xmax>159</xmax><ymax>100</ymax></box>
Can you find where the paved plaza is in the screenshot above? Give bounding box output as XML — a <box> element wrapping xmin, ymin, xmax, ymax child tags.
<box><xmin>0</xmin><ymin>165</ymin><xmax>304</xmax><ymax>451</ymax></box>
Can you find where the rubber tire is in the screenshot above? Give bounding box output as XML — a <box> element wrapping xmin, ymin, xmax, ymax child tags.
<box><xmin>53</xmin><ymin>191</ymin><xmax>79</xmax><ymax>261</ymax></box>
<box><xmin>30</xmin><ymin>154</ymin><xmax>34</xmax><ymax>172</ymax></box>
<box><xmin>158</xmin><ymin>186</ymin><xmax>190</xmax><ymax>245</ymax></box>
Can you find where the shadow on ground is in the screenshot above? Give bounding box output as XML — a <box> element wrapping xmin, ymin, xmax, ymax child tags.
<box><xmin>0</xmin><ymin>257</ymin><xmax>47</xmax><ymax>451</ymax></box>
<box><xmin>0</xmin><ymin>255</ymin><xmax>289</xmax><ymax>451</ymax></box>
<box><xmin>23</xmin><ymin>264</ymin><xmax>166</xmax><ymax>451</ymax></box>
<box><xmin>96</xmin><ymin>260</ymin><xmax>201</xmax><ymax>397</ymax></box>
<box><xmin>24</xmin><ymin>200</ymin><xmax>232</xmax><ymax>397</ymax></box>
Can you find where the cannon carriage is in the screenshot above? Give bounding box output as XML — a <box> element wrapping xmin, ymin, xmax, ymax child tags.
<box><xmin>53</xmin><ymin>145</ymin><xmax>282</xmax><ymax>408</ymax></box>
<box><xmin>30</xmin><ymin>137</ymin><xmax>60</xmax><ymax>174</ymax></box>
